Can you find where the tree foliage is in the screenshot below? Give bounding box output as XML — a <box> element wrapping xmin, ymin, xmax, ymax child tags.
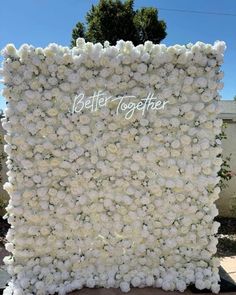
<box><xmin>71</xmin><ymin>0</ymin><xmax>167</xmax><ymax>47</ymax></box>
<box><xmin>217</xmin><ymin>123</ymin><xmax>234</xmax><ymax>189</ymax></box>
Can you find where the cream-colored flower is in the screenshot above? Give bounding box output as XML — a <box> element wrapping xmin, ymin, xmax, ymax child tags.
<box><xmin>106</xmin><ymin>144</ymin><xmax>118</xmax><ymax>154</ymax></box>
<box><xmin>47</xmin><ymin>108</ymin><xmax>58</xmax><ymax>116</ymax></box>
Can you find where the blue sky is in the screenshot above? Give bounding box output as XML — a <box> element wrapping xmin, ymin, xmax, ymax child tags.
<box><xmin>0</xmin><ymin>0</ymin><xmax>235</xmax><ymax>110</ymax></box>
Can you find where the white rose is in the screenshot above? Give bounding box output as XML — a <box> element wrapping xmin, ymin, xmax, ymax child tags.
<box><xmin>139</xmin><ymin>136</ymin><xmax>150</xmax><ymax>148</ymax></box>
<box><xmin>180</xmin><ymin>135</ymin><xmax>191</xmax><ymax>145</ymax></box>
<box><xmin>184</xmin><ymin>111</ymin><xmax>195</xmax><ymax>121</ymax></box>
<box><xmin>131</xmin><ymin>276</ymin><xmax>141</xmax><ymax>287</ymax></box>
<box><xmin>170</xmin><ymin>118</ymin><xmax>180</xmax><ymax>127</ymax></box>
<box><xmin>171</xmin><ymin>140</ymin><xmax>180</xmax><ymax>149</ymax></box>
<box><xmin>16</xmin><ymin>101</ymin><xmax>28</xmax><ymax>112</ymax></box>
<box><xmin>201</xmin><ymin>90</ymin><xmax>213</xmax><ymax>102</ymax></box>
<box><xmin>120</xmin><ymin>281</ymin><xmax>130</xmax><ymax>292</ymax></box>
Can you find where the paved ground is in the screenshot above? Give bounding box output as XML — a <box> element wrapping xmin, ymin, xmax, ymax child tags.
<box><xmin>220</xmin><ymin>256</ymin><xmax>236</xmax><ymax>285</ymax></box>
<box><xmin>0</xmin><ymin>246</ymin><xmax>235</xmax><ymax>294</ymax></box>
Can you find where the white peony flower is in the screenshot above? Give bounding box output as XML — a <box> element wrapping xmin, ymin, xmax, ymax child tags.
<box><xmin>171</xmin><ymin>140</ymin><xmax>180</xmax><ymax>149</ymax></box>
<box><xmin>16</xmin><ymin>101</ymin><xmax>28</xmax><ymax>112</ymax></box>
<box><xmin>139</xmin><ymin>136</ymin><xmax>150</xmax><ymax>148</ymax></box>
<box><xmin>120</xmin><ymin>282</ymin><xmax>130</xmax><ymax>292</ymax></box>
<box><xmin>137</xmin><ymin>63</ymin><xmax>147</xmax><ymax>74</ymax></box>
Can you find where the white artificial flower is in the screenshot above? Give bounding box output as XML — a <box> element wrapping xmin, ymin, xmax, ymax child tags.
<box><xmin>180</xmin><ymin>135</ymin><xmax>191</xmax><ymax>145</ymax></box>
<box><xmin>170</xmin><ymin>118</ymin><xmax>180</xmax><ymax>127</ymax></box>
<box><xmin>137</xmin><ymin>63</ymin><xmax>147</xmax><ymax>74</ymax></box>
<box><xmin>185</xmin><ymin>111</ymin><xmax>195</xmax><ymax>121</ymax></box>
<box><xmin>171</xmin><ymin>140</ymin><xmax>180</xmax><ymax>149</ymax></box>
<box><xmin>139</xmin><ymin>136</ymin><xmax>150</xmax><ymax>148</ymax></box>
<box><xmin>16</xmin><ymin>101</ymin><xmax>28</xmax><ymax>112</ymax></box>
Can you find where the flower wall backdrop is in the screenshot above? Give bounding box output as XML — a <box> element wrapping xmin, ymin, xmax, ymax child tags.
<box><xmin>0</xmin><ymin>39</ymin><xmax>225</xmax><ymax>295</ymax></box>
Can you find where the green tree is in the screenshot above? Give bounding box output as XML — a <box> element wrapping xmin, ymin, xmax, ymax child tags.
<box><xmin>71</xmin><ymin>23</ymin><xmax>86</xmax><ymax>47</ymax></box>
<box><xmin>133</xmin><ymin>7</ymin><xmax>167</xmax><ymax>44</ymax></box>
<box><xmin>217</xmin><ymin>123</ymin><xmax>235</xmax><ymax>189</ymax></box>
<box><xmin>70</xmin><ymin>0</ymin><xmax>167</xmax><ymax>47</ymax></box>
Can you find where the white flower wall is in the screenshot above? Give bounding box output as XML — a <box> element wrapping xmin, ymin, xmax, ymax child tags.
<box><xmin>1</xmin><ymin>39</ymin><xmax>225</xmax><ymax>295</ymax></box>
